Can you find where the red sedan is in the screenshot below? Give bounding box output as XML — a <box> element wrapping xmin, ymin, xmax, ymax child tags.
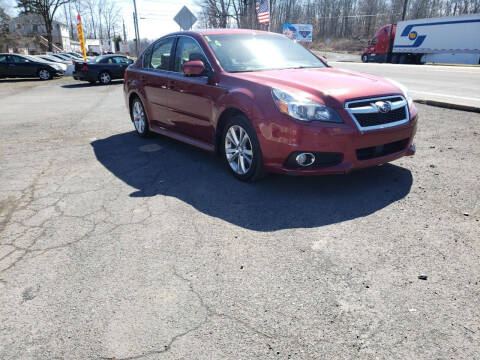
<box><xmin>124</xmin><ymin>29</ymin><xmax>417</xmax><ymax>181</ymax></box>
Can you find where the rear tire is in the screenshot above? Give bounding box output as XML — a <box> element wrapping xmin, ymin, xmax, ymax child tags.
<box><xmin>361</xmin><ymin>54</ymin><xmax>368</xmax><ymax>63</ymax></box>
<box><xmin>99</xmin><ymin>71</ymin><xmax>111</xmax><ymax>85</ymax></box>
<box><xmin>399</xmin><ymin>55</ymin><xmax>407</xmax><ymax>64</ymax></box>
<box><xmin>131</xmin><ymin>97</ymin><xmax>150</xmax><ymax>137</ymax></box>
<box><xmin>222</xmin><ymin>115</ymin><xmax>265</xmax><ymax>182</ymax></box>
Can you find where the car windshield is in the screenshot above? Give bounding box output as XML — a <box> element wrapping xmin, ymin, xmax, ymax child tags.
<box><xmin>42</xmin><ymin>56</ymin><xmax>59</xmax><ymax>62</ymax></box>
<box><xmin>203</xmin><ymin>33</ymin><xmax>326</xmax><ymax>73</ymax></box>
<box><xmin>53</xmin><ymin>54</ymin><xmax>69</xmax><ymax>60</ymax></box>
<box><xmin>21</xmin><ymin>55</ymin><xmax>41</xmax><ymax>62</ymax></box>
<box><xmin>23</xmin><ymin>55</ymin><xmax>43</xmax><ymax>62</ymax></box>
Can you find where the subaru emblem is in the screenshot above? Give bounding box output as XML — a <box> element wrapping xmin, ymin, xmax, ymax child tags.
<box><xmin>374</xmin><ymin>101</ymin><xmax>392</xmax><ymax>113</ymax></box>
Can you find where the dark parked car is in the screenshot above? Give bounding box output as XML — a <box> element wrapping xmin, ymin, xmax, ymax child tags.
<box><xmin>73</xmin><ymin>55</ymin><xmax>133</xmax><ymax>84</ymax></box>
<box><xmin>123</xmin><ymin>29</ymin><xmax>417</xmax><ymax>181</ymax></box>
<box><xmin>0</xmin><ymin>53</ymin><xmax>65</xmax><ymax>80</ymax></box>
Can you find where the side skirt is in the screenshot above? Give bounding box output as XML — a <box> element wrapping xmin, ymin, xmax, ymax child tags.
<box><xmin>150</xmin><ymin>124</ymin><xmax>215</xmax><ymax>152</ymax></box>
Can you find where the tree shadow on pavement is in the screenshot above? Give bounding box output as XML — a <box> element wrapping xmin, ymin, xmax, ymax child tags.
<box><xmin>91</xmin><ymin>131</ymin><xmax>413</xmax><ymax>231</ymax></box>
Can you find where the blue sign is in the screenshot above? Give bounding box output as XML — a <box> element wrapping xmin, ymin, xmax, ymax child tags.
<box><xmin>282</xmin><ymin>23</ymin><xmax>313</xmax><ymax>42</ymax></box>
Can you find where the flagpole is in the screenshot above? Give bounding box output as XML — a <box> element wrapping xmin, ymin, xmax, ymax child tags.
<box><xmin>268</xmin><ymin>0</ymin><xmax>270</xmax><ymax>32</ymax></box>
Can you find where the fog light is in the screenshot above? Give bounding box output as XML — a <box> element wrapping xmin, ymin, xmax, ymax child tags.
<box><xmin>295</xmin><ymin>152</ymin><xmax>315</xmax><ymax>166</ymax></box>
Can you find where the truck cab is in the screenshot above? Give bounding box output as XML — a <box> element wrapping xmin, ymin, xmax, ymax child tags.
<box><xmin>362</xmin><ymin>24</ymin><xmax>395</xmax><ymax>63</ymax></box>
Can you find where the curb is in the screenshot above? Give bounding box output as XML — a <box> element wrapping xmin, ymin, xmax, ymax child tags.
<box><xmin>414</xmin><ymin>99</ymin><xmax>480</xmax><ymax>114</ymax></box>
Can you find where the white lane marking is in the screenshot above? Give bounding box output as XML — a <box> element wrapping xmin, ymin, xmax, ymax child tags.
<box><xmin>411</xmin><ymin>91</ymin><xmax>480</xmax><ymax>102</ymax></box>
<box><xmin>331</xmin><ymin>61</ymin><xmax>480</xmax><ymax>74</ymax></box>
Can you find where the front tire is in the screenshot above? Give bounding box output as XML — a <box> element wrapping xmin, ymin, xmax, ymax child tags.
<box><xmin>361</xmin><ymin>54</ymin><xmax>368</xmax><ymax>63</ymax></box>
<box><xmin>131</xmin><ymin>97</ymin><xmax>150</xmax><ymax>137</ymax></box>
<box><xmin>222</xmin><ymin>115</ymin><xmax>265</xmax><ymax>182</ymax></box>
<box><xmin>99</xmin><ymin>71</ymin><xmax>111</xmax><ymax>85</ymax></box>
<box><xmin>38</xmin><ymin>69</ymin><xmax>51</xmax><ymax>80</ymax></box>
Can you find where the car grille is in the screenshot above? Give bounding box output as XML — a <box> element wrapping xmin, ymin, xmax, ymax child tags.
<box><xmin>355</xmin><ymin>107</ymin><xmax>407</xmax><ymax>127</ymax></box>
<box><xmin>345</xmin><ymin>95</ymin><xmax>409</xmax><ymax>131</ymax></box>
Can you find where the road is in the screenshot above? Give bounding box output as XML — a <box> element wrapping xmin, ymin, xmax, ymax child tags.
<box><xmin>331</xmin><ymin>61</ymin><xmax>480</xmax><ymax>109</ymax></box>
<box><xmin>1</xmin><ymin>78</ymin><xmax>479</xmax><ymax>359</ymax></box>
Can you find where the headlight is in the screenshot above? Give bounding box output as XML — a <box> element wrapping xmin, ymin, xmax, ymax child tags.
<box><xmin>272</xmin><ymin>88</ymin><xmax>342</xmax><ymax>123</ymax></box>
<box><xmin>387</xmin><ymin>79</ymin><xmax>413</xmax><ymax>107</ymax></box>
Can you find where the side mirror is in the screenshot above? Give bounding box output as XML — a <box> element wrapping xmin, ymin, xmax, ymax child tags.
<box><xmin>182</xmin><ymin>60</ymin><xmax>205</xmax><ymax>76</ymax></box>
<box><xmin>128</xmin><ymin>59</ymin><xmax>134</xmax><ymax>64</ymax></box>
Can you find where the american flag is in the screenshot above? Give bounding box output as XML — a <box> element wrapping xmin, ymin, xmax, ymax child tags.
<box><xmin>256</xmin><ymin>0</ymin><xmax>270</xmax><ymax>24</ymax></box>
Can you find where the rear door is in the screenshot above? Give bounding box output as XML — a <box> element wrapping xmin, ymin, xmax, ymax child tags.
<box><xmin>141</xmin><ymin>37</ymin><xmax>176</xmax><ymax>129</ymax></box>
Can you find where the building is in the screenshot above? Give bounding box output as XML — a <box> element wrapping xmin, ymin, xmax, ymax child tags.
<box><xmin>4</xmin><ymin>14</ymin><xmax>71</xmax><ymax>54</ymax></box>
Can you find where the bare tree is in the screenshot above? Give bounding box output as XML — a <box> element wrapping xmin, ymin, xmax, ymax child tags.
<box><xmin>102</xmin><ymin>0</ymin><xmax>120</xmax><ymax>39</ymax></box>
<box><xmin>16</xmin><ymin>0</ymin><xmax>72</xmax><ymax>51</ymax></box>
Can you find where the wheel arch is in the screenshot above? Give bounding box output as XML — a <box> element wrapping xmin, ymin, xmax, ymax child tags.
<box><xmin>128</xmin><ymin>91</ymin><xmax>142</xmax><ymax>121</ymax></box>
<box><xmin>215</xmin><ymin>107</ymin><xmax>249</xmax><ymax>155</ymax></box>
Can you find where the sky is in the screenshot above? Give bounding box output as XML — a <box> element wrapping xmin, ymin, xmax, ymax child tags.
<box><xmin>1</xmin><ymin>0</ymin><xmax>202</xmax><ymax>41</ymax></box>
<box><xmin>117</xmin><ymin>0</ymin><xmax>201</xmax><ymax>41</ymax></box>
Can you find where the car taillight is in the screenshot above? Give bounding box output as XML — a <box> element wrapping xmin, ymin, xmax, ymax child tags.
<box><xmin>82</xmin><ymin>65</ymin><xmax>88</xmax><ymax>71</ymax></box>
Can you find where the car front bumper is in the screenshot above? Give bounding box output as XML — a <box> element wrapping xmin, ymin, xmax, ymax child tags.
<box><xmin>257</xmin><ymin>111</ymin><xmax>418</xmax><ymax>176</ymax></box>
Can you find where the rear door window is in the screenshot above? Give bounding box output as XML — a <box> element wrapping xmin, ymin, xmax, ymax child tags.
<box><xmin>0</xmin><ymin>55</ymin><xmax>7</xmax><ymax>63</ymax></box>
<box><xmin>113</xmin><ymin>56</ymin><xmax>128</xmax><ymax>64</ymax></box>
<box><xmin>148</xmin><ymin>38</ymin><xmax>175</xmax><ymax>70</ymax></box>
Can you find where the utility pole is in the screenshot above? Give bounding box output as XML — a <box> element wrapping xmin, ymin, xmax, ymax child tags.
<box><xmin>133</xmin><ymin>12</ymin><xmax>139</xmax><ymax>56</ymax></box>
<box><xmin>123</xmin><ymin>19</ymin><xmax>127</xmax><ymax>42</ymax></box>
<box><xmin>132</xmin><ymin>0</ymin><xmax>141</xmax><ymax>56</ymax></box>
<box><xmin>402</xmin><ymin>0</ymin><xmax>408</xmax><ymax>21</ymax></box>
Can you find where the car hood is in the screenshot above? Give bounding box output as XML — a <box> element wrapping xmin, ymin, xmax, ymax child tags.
<box><xmin>231</xmin><ymin>67</ymin><xmax>403</xmax><ymax>108</ymax></box>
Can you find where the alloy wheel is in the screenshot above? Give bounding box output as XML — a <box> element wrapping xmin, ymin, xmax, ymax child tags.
<box><xmin>224</xmin><ymin>125</ymin><xmax>253</xmax><ymax>175</ymax></box>
<box><xmin>39</xmin><ymin>69</ymin><xmax>51</xmax><ymax>80</ymax></box>
<box><xmin>132</xmin><ymin>100</ymin><xmax>146</xmax><ymax>134</ymax></box>
<box><xmin>100</xmin><ymin>72</ymin><xmax>111</xmax><ymax>84</ymax></box>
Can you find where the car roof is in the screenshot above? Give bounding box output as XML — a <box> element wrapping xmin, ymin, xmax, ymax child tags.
<box><xmin>185</xmin><ymin>29</ymin><xmax>277</xmax><ymax>36</ymax></box>
<box><xmin>157</xmin><ymin>29</ymin><xmax>282</xmax><ymax>40</ymax></box>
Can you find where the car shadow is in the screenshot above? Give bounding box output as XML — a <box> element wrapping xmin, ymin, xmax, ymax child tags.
<box><xmin>91</xmin><ymin>132</ymin><xmax>413</xmax><ymax>231</ymax></box>
<box><xmin>0</xmin><ymin>78</ymin><xmax>43</xmax><ymax>83</ymax></box>
<box><xmin>61</xmin><ymin>80</ymin><xmax>124</xmax><ymax>88</ymax></box>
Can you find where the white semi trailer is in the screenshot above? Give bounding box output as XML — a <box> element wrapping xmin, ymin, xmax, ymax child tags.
<box><xmin>361</xmin><ymin>14</ymin><xmax>480</xmax><ymax>65</ymax></box>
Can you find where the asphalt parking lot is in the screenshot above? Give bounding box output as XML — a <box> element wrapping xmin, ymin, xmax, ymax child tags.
<box><xmin>0</xmin><ymin>78</ymin><xmax>479</xmax><ymax>359</ymax></box>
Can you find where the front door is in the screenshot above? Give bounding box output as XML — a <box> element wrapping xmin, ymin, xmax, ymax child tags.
<box><xmin>9</xmin><ymin>55</ymin><xmax>36</xmax><ymax>77</ymax></box>
<box><xmin>112</xmin><ymin>56</ymin><xmax>130</xmax><ymax>78</ymax></box>
<box><xmin>166</xmin><ymin>36</ymin><xmax>217</xmax><ymax>144</ymax></box>
<box><xmin>142</xmin><ymin>37</ymin><xmax>176</xmax><ymax>130</ymax></box>
<box><xmin>0</xmin><ymin>54</ymin><xmax>8</xmax><ymax>77</ymax></box>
